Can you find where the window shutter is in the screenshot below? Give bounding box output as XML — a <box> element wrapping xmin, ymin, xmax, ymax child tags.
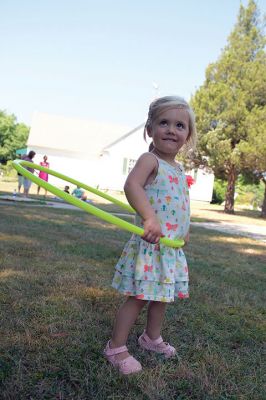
<box><xmin>122</xmin><ymin>158</ymin><xmax>128</xmax><ymax>174</ymax></box>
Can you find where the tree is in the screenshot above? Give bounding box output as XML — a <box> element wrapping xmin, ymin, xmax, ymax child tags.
<box><xmin>191</xmin><ymin>0</ymin><xmax>266</xmax><ymax>214</ymax></box>
<box><xmin>238</xmin><ymin>107</ymin><xmax>266</xmax><ymax>217</ymax></box>
<box><xmin>0</xmin><ymin>110</ymin><xmax>29</xmax><ymax>163</ymax></box>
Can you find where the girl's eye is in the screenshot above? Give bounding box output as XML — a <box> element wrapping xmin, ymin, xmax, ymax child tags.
<box><xmin>177</xmin><ymin>122</ymin><xmax>185</xmax><ymax>129</ymax></box>
<box><xmin>159</xmin><ymin>120</ymin><xmax>168</xmax><ymax>126</ymax></box>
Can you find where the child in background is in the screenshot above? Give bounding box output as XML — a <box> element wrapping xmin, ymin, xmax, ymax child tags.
<box><xmin>72</xmin><ymin>186</ymin><xmax>87</xmax><ymax>201</ymax></box>
<box><xmin>37</xmin><ymin>155</ymin><xmax>49</xmax><ymax>196</ymax></box>
<box><xmin>104</xmin><ymin>96</ymin><xmax>197</xmax><ymax>374</ymax></box>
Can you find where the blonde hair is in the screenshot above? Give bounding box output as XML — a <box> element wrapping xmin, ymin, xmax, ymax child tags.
<box><xmin>144</xmin><ymin>96</ymin><xmax>197</xmax><ymax>151</ymax></box>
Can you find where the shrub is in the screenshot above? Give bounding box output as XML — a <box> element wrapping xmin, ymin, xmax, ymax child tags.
<box><xmin>0</xmin><ymin>160</ymin><xmax>17</xmax><ymax>179</ymax></box>
<box><xmin>211</xmin><ymin>179</ymin><xmax>227</xmax><ymax>204</ymax></box>
<box><xmin>235</xmin><ymin>180</ymin><xmax>264</xmax><ymax>209</ymax></box>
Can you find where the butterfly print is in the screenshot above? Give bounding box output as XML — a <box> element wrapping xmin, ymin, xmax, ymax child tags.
<box><xmin>144</xmin><ymin>264</ymin><xmax>153</xmax><ymax>272</ymax></box>
<box><xmin>168</xmin><ymin>175</ymin><xmax>178</xmax><ymax>184</ymax></box>
<box><xmin>166</xmin><ymin>222</ymin><xmax>178</xmax><ymax>231</ymax></box>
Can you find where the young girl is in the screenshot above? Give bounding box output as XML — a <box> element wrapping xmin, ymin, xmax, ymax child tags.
<box><xmin>37</xmin><ymin>155</ymin><xmax>49</xmax><ymax>196</ymax></box>
<box><xmin>104</xmin><ymin>96</ymin><xmax>197</xmax><ymax>375</ymax></box>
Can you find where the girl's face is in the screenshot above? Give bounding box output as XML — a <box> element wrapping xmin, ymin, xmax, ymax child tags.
<box><xmin>148</xmin><ymin>108</ymin><xmax>190</xmax><ymax>157</ymax></box>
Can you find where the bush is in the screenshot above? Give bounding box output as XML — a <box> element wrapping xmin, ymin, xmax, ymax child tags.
<box><xmin>235</xmin><ymin>179</ymin><xmax>264</xmax><ymax>209</ymax></box>
<box><xmin>211</xmin><ymin>179</ymin><xmax>227</xmax><ymax>204</ymax></box>
<box><xmin>211</xmin><ymin>176</ymin><xmax>264</xmax><ymax>209</ymax></box>
<box><xmin>0</xmin><ymin>160</ymin><xmax>17</xmax><ymax>179</ymax></box>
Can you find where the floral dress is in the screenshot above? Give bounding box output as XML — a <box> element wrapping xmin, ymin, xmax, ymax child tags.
<box><xmin>112</xmin><ymin>156</ymin><xmax>190</xmax><ymax>303</ymax></box>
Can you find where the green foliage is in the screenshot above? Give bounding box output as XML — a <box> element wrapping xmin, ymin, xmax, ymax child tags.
<box><xmin>0</xmin><ymin>110</ymin><xmax>29</xmax><ymax>164</ymax></box>
<box><xmin>0</xmin><ymin>160</ymin><xmax>17</xmax><ymax>179</ymax></box>
<box><xmin>191</xmin><ymin>0</ymin><xmax>266</xmax><ymax>213</ymax></box>
<box><xmin>238</xmin><ymin>106</ymin><xmax>266</xmax><ymax>180</ymax></box>
<box><xmin>211</xmin><ymin>174</ymin><xmax>264</xmax><ymax>208</ymax></box>
<box><xmin>211</xmin><ymin>179</ymin><xmax>227</xmax><ymax>204</ymax></box>
<box><xmin>235</xmin><ymin>177</ymin><xmax>264</xmax><ymax>209</ymax></box>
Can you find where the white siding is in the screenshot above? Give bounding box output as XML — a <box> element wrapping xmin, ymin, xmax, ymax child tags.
<box><xmin>189</xmin><ymin>168</ymin><xmax>214</xmax><ymax>202</ymax></box>
<box><xmin>98</xmin><ymin>128</ymin><xmax>150</xmax><ymax>190</ymax></box>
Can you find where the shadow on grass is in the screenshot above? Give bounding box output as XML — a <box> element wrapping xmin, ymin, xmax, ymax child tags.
<box><xmin>195</xmin><ymin>205</ymin><xmax>262</xmax><ymax>221</ymax></box>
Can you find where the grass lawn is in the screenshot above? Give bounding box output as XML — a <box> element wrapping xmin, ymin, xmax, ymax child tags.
<box><xmin>0</xmin><ymin>202</ymin><xmax>265</xmax><ymax>400</ymax></box>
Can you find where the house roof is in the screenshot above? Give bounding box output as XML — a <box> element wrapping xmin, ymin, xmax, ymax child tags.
<box><xmin>104</xmin><ymin>123</ymin><xmax>145</xmax><ymax>151</ymax></box>
<box><xmin>28</xmin><ymin>112</ymin><xmax>133</xmax><ymax>157</ymax></box>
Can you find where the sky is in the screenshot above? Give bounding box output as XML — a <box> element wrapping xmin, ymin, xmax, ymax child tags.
<box><xmin>0</xmin><ymin>0</ymin><xmax>265</xmax><ymax>128</ymax></box>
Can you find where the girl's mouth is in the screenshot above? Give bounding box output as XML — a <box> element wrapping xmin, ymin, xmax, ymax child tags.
<box><xmin>163</xmin><ymin>138</ymin><xmax>177</xmax><ymax>142</ymax></box>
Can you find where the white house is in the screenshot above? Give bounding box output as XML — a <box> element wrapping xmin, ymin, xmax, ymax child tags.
<box><xmin>26</xmin><ymin>112</ymin><xmax>214</xmax><ymax>201</ymax></box>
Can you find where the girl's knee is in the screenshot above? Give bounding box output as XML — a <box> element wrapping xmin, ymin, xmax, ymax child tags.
<box><xmin>149</xmin><ymin>300</ymin><xmax>167</xmax><ymax>309</ymax></box>
<box><xmin>127</xmin><ymin>297</ymin><xmax>148</xmax><ymax>308</ymax></box>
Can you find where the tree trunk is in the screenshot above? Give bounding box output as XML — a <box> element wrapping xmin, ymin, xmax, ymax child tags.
<box><xmin>261</xmin><ymin>180</ymin><xmax>266</xmax><ymax>219</ymax></box>
<box><xmin>224</xmin><ymin>164</ymin><xmax>237</xmax><ymax>214</ymax></box>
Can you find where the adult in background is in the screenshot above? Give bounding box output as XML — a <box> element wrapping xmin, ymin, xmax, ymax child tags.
<box><xmin>37</xmin><ymin>155</ymin><xmax>50</xmax><ymax>197</ymax></box>
<box><xmin>22</xmin><ymin>150</ymin><xmax>36</xmax><ymax>197</ymax></box>
<box><xmin>16</xmin><ymin>154</ymin><xmax>23</xmax><ymax>193</ymax></box>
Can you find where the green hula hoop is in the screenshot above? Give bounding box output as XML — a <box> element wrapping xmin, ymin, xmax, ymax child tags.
<box><xmin>12</xmin><ymin>159</ymin><xmax>184</xmax><ymax>248</ymax></box>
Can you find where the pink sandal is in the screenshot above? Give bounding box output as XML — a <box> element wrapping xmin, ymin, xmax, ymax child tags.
<box><xmin>104</xmin><ymin>340</ymin><xmax>142</xmax><ymax>375</ymax></box>
<box><xmin>138</xmin><ymin>331</ymin><xmax>176</xmax><ymax>358</ymax></box>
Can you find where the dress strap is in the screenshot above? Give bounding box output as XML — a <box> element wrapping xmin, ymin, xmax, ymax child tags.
<box><xmin>145</xmin><ymin>151</ymin><xmax>160</xmax><ymax>164</ymax></box>
<box><xmin>141</xmin><ymin>152</ymin><xmax>160</xmax><ymax>167</ymax></box>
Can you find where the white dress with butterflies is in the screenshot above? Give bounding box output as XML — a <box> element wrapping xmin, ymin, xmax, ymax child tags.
<box><xmin>112</xmin><ymin>155</ymin><xmax>190</xmax><ymax>303</ymax></box>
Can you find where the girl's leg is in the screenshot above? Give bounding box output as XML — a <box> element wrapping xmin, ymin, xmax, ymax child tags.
<box><xmin>110</xmin><ymin>297</ymin><xmax>147</xmax><ymax>360</ymax></box>
<box><xmin>139</xmin><ymin>301</ymin><xmax>176</xmax><ymax>357</ymax></box>
<box><xmin>145</xmin><ymin>301</ymin><xmax>167</xmax><ymax>339</ymax></box>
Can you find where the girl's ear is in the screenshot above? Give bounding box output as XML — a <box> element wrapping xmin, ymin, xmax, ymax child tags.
<box><xmin>147</xmin><ymin>125</ymin><xmax>153</xmax><ymax>138</ymax></box>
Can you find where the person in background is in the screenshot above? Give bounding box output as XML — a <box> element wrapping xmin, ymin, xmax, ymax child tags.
<box><xmin>22</xmin><ymin>150</ymin><xmax>36</xmax><ymax>197</ymax></box>
<box><xmin>72</xmin><ymin>186</ymin><xmax>87</xmax><ymax>201</ymax></box>
<box><xmin>37</xmin><ymin>155</ymin><xmax>50</xmax><ymax>197</ymax></box>
<box><xmin>64</xmin><ymin>185</ymin><xmax>70</xmax><ymax>194</ymax></box>
<box><xmin>16</xmin><ymin>154</ymin><xmax>23</xmax><ymax>193</ymax></box>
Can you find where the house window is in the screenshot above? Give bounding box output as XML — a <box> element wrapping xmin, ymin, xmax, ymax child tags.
<box><xmin>128</xmin><ymin>159</ymin><xmax>136</xmax><ymax>173</ymax></box>
<box><xmin>122</xmin><ymin>158</ymin><xmax>136</xmax><ymax>174</ymax></box>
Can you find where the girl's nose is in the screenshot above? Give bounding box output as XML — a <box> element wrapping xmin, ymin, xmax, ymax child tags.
<box><xmin>167</xmin><ymin>125</ymin><xmax>175</xmax><ymax>134</ymax></box>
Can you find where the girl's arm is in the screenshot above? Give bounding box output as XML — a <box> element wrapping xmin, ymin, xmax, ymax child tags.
<box><xmin>124</xmin><ymin>153</ymin><xmax>161</xmax><ymax>243</ymax></box>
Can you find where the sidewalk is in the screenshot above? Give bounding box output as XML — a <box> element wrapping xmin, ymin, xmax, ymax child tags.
<box><xmin>0</xmin><ymin>194</ymin><xmax>81</xmax><ymax>209</ymax></box>
<box><xmin>191</xmin><ymin>221</ymin><xmax>266</xmax><ymax>243</ymax></box>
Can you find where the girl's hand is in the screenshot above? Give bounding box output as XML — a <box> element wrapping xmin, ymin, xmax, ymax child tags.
<box><xmin>142</xmin><ymin>216</ymin><xmax>162</xmax><ymax>243</ymax></box>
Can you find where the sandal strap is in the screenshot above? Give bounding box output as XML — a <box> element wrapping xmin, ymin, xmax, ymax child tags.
<box><xmin>105</xmin><ymin>341</ymin><xmax>128</xmax><ymax>356</ymax></box>
<box><xmin>143</xmin><ymin>332</ymin><xmax>163</xmax><ymax>345</ymax></box>
<box><xmin>118</xmin><ymin>355</ymin><xmax>137</xmax><ymax>366</ymax></box>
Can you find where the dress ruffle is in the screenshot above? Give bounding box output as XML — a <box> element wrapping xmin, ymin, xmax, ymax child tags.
<box><xmin>112</xmin><ymin>236</ymin><xmax>189</xmax><ymax>303</ymax></box>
